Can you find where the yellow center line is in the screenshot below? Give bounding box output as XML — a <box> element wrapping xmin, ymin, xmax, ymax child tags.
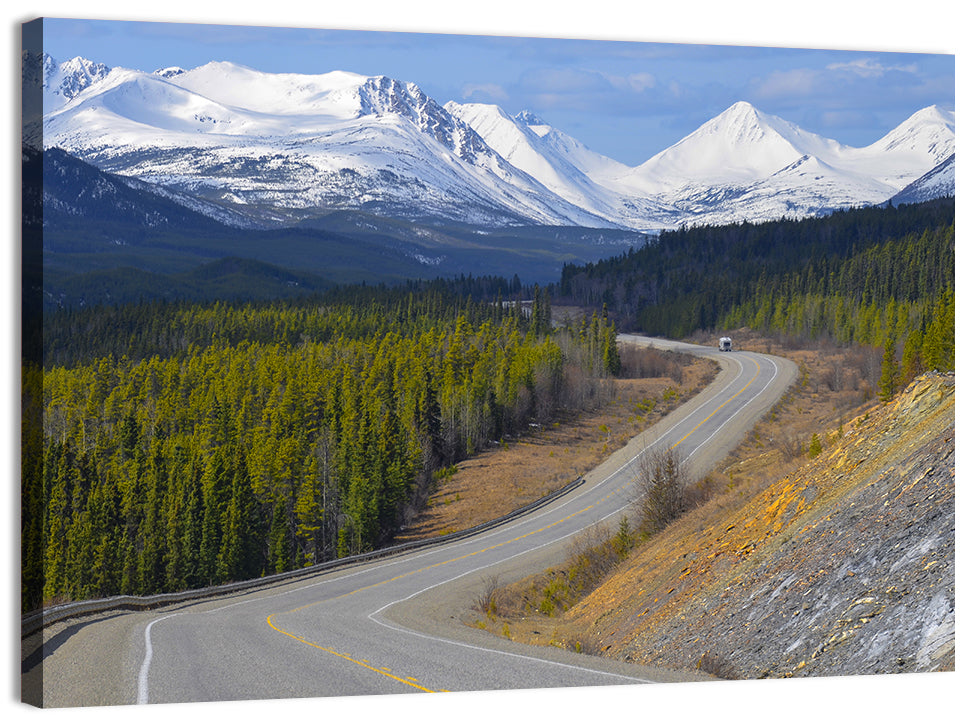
<box><xmin>266</xmin><ymin>505</ymin><xmax>594</xmax><ymax>692</ymax></box>
<box><xmin>265</xmin><ymin>613</ymin><xmax>436</xmax><ymax>692</ymax></box>
<box><xmin>267</xmin><ymin>353</ymin><xmax>766</xmax><ymax>692</ymax></box>
<box><xmin>670</xmin><ymin>355</ymin><xmax>761</xmax><ymax>451</ymax></box>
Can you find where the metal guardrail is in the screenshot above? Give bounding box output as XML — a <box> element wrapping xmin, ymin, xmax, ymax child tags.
<box><xmin>22</xmin><ymin>475</ymin><xmax>585</xmax><ymax>638</ymax></box>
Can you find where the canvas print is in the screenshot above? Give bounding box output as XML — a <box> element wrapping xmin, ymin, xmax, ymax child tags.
<box><xmin>20</xmin><ymin>14</ymin><xmax>954</xmax><ymax>713</ymax></box>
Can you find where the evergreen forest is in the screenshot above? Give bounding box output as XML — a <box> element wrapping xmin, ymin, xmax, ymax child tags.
<box><xmin>23</xmin><ymin>283</ymin><xmax>620</xmax><ymax>611</ymax></box>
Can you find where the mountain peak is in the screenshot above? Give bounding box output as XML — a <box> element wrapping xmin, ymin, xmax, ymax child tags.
<box><xmin>720</xmin><ymin>99</ymin><xmax>761</xmax><ymax>118</ymax></box>
<box><xmin>154</xmin><ymin>67</ymin><xmax>187</xmax><ymax>79</ymax></box>
<box><xmin>631</xmin><ymin>101</ymin><xmax>816</xmax><ymax>189</ymax></box>
<box><xmin>869</xmin><ymin>103</ymin><xmax>955</xmax><ymax>165</ymax></box>
<box><xmin>886</xmin><ymin>104</ymin><xmax>955</xmax><ymax>137</ymax></box>
<box><xmin>516</xmin><ymin>110</ymin><xmax>548</xmax><ymax>127</ymax></box>
<box><xmin>37</xmin><ymin>55</ymin><xmax>955</xmax><ymax>232</ymax></box>
<box><xmin>910</xmin><ymin>104</ymin><xmax>955</xmax><ymax>126</ymax></box>
<box><xmin>356</xmin><ymin>75</ymin><xmax>428</xmax><ymax>117</ymax></box>
<box><xmin>703</xmin><ymin>101</ymin><xmax>780</xmax><ymax>144</ymax></box>
<box><xmin>43</xmin><ymin>53</ymin><xmax>112</xmax><ymax>108</ymax></box>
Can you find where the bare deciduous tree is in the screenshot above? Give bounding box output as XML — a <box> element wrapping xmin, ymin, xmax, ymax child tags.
<box><xmin>634</xmin><ymin>445</ymin><xmax>687</xmax><ymax>535</ymax></box>
<box><xmin>473</xmin><ymin>574</ymin><xmax>501</xmax><ymax>617</ymax></box>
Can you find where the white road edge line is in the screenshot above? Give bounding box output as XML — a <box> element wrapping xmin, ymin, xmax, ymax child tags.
<box><xmin>138</xmin><ymin>613</ymin><xmax>180</xmax><ymax>704</ymax></box>
<box><xmin>366</xmin><ymin>525</ymin><xmax>651</xmax><ymax>685</ymax></box>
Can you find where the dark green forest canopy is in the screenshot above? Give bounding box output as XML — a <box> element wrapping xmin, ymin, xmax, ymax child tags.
<box><xmin>556</xmin><ymin>198</ymin><xmax>954</xmax><ymax>346</ymax></box>
<box><xmin>41</xmin><ymin>277</ymin><xmax>530</xmax><ymax>369</ymax></box>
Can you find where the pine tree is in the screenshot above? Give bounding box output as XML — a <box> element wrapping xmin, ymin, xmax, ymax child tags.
<box><xmin>878</xmin><ymin>305</ymin><xmax>900</xmax><ymax>403</ymax></box>
<box><xmin>268</xmin><ymin>501</ymin><xmax>291</xmax><ymax>574</ymax></box>
<box><xmin>922</xmin><ymin>286</ymin><xmax>954</xmax><ymax>372</ymax></box>
<box><xmin>808</xmin><ymin>433</ymin><xmax>823</xmax><ymax>458</ymax></box>
<box><xmin>32</xmin><ymin>282</ymin><xmax>645</xmax><ymax>606</ymax></box>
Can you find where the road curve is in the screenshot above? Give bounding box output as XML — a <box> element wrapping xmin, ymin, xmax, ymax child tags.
<box><xmin>29</xmin><ymin>336</ymin><xmax>797</xmax><ymax>707</ymax></box>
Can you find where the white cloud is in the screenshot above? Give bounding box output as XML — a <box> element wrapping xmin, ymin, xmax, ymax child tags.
<box><xmin>753</xmin><ymin>67</ymin><xmax>820</xmax><ymax>98</ymax></box>
<box><xmin>461</xmin><ymin>82</ymin><xmax>509</xmax><ymax>101</ymax></box>
<box><xmin>627</xmin><ymin>72</ymin><xmax>656</xmax><ymax>92</ymax></box>
<box><xmin>752</xmin><ymin>56</ymin><xmax>922</xmax><ymax>102</ymax></box>
<box><xmin>826</xmin><ymin>58</ymin><xmax>919</xmax><ymax>78</ymax></box>
<box><xmin>521</xmin><ymin>67</ymin><xmax>610</xmax><ymax>93</ymax></box>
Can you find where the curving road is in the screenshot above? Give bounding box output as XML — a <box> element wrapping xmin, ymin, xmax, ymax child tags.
<box><xmin>30</xmin><ymin>336</ymin><xmax>797</xmax><ymax>707</ymax></box>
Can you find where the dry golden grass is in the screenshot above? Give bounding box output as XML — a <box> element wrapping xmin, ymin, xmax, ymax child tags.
<box><xmin>399</xmin><ymin>329</ymin><xmax>880</xmax><ymax>547</ymax></box>
<box><xmin>395</xmin><ymin>356</ymin><xmax>716</xmax><ymax>542</ymax></box>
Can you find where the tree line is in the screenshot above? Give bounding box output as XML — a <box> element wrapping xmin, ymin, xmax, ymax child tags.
<box><xmin>557</xmin><ymin>198</ymin><xmax>953</xmax><ymax>335</ymax></box>
<box><xmin>555</xmin><ymin>198</ymin><xmax>954</xmax><ymax>395</ymax></box>
<box><xmin>24</xmin><ymin>285</ymin><xmax>620</xmax><ymax>611</ymax></box>
<box><xmin>719</xmin><ymin>223</ymin><xmax>954</xmax><ymax>388</ymax></box>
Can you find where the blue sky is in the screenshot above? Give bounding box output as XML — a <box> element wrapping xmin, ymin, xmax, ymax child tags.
<box><xmin>38</xmin><ymin>15</ymin><xmax>954</xmax><ymax>166</ymax></box>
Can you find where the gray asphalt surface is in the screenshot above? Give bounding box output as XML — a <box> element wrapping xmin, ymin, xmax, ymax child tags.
<box><xmin>28</xmin><ymin>336</ymin><xmax>797</xmax><ymax>707</ymax></box>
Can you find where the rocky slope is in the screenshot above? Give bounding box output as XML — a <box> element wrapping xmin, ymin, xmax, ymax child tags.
<box><xmin>552</xmin><ymin>372</ymin><xmax>955</xmax><ymax>678</ymax></box>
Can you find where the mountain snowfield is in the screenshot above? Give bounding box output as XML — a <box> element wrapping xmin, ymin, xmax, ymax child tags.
<box><xmin>35</xmin><ymin>53</ymin><xmax>955</xmax><ymax>232</ymax></box>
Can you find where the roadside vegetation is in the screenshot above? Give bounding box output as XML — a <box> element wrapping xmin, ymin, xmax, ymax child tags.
<box><xmin>396</xmin><ymin>341</ymin><xmax>715</xmax><ymax>541</ymax></box>
<box><xmin>469</xmin><ymin>322</ymin><xmax>953</xmax><ymax>651</ymax></box>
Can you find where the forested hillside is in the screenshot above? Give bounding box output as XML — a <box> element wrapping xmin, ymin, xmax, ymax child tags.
<box><xmin>23</xmin><ymin>284</ymin><xmax>619</xmax><ymax>611</ymax></box>
<box><xmin>557</xmin><ymin>199</ymin><xmax>954</xmax><ymax>382</ymax></box>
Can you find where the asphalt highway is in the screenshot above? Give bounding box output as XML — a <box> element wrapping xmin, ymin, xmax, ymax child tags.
<box><xmin>29</xmin><ymin>336</ymin><xmax>797</xmax><ymax>707</ymax></box>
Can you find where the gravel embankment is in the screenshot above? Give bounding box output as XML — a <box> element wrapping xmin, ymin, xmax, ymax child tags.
<box><xmin>564</xmin><ymin>373</ymin><xmax>954</xmax><ymax>679</ymax></box>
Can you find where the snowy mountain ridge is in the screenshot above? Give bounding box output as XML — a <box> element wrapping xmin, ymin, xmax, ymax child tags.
<box><xmin>34</xmin><ymin>53</ymin><xmax>955</xmax><ymax>232</ymax></box>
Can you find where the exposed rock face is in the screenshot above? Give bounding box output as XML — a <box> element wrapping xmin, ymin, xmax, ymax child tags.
<box><xmin>568</xmin><ymin>373</ymin><xmax>954</xmax><ymax>679</ymax></box>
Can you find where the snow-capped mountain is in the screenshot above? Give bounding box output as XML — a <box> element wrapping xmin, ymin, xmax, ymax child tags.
<box><xmin>857</xmin><ymin>105</ymin><xmax>956</xmax><ymax>188</ymax></box>
<box><xmin>627</xmin><ymin>101</ymin><xmax>850</xmax><ymax>192</ymax></box>
<box><xmin>444</xmin><ymin>102</ymin><xmax>677</xmax><ymax>229</ymax></box>
<box><xmin>23</xmin><ymin>51</ymin><xmax>107</xmax><ymax>146</ymax></box>
<box><xmin>39</xmin><ymin>58</ymin><xmax>612</xmax><ymax>229</ymax></box>
<box><xmin>35</xmin><ymin>53</ymin><xmax>955</xmax><ymax>233</ymax></box>
<box><xmin>43</xmin><ymin>54</ymin><xmax>112</xmax><ymax>109</ymax></box>
<box><xmin>605</xmin><ymin>101</ymin><xmax>955</xmax><ymax>226</ymax></box>
<box><xmin>887</xmin><ymin>153</ymin><xmax>956</xmax><ymax>206</ymax></box>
